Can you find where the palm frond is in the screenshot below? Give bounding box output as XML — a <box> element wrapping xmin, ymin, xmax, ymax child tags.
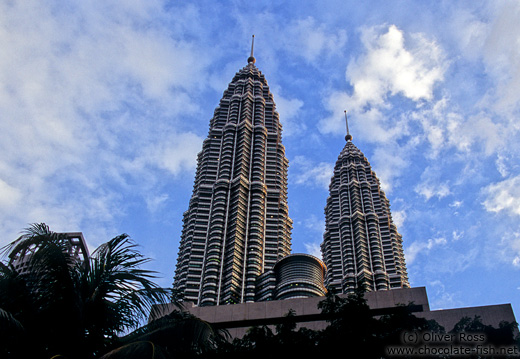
<box><xmin>0</xmin><ymin>223</ymin><xmax>65</xmax><ymax>263</ymax></box>
<box><xmin>1</xmin><ymin>224</ymin><xmax>180</xmax><ymax>358</ymax></box>
<box><xmin>0</xmin><ymin>307</ymin><xmax>25</xmax><ymax>333</ymax></box>
<box><xmin>83</xmin><ymin>234</ymin><xmax>171</xmax><ymax>335</ymax></box>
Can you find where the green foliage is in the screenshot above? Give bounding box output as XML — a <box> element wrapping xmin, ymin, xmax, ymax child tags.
<box><xmin>0</xmin><ymin>223</ymin><xmax>172</xmax><ymax>359</ymax></box>
<box><xmin>450</xmin><ymin>315</ymin><xmax>518</xmax><ymax>347</ymax></box>
<box><xmin>83</xmin><ymin>233</ymin><xmax>170</xmax><ymax>345</ymax></box>
<box><xmin>227</xmin><ymin>312</ymin><xmax>320</xmax><ymax>359</ymax></box>
<box><xmin>317</xmin><ymin>288</ymin><xmax>383</xmax><ymax>357</ymax></box>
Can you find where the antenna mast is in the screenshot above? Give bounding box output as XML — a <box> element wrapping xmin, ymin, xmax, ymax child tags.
<box><xmin>344</xmin><ymin>110</ymin><xmax>352</xmax><ymax>141</ymax></box>
<box><xmin>248</xmin><ymin>35</ymin><xmax>256</xmax><ymax>64</ymax></box>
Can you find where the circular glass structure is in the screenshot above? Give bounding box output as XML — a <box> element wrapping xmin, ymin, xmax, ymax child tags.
<box><xmin>273</xmin><ymin>253</ymin><xmax>327</xmax><ymax>300</ymax></box>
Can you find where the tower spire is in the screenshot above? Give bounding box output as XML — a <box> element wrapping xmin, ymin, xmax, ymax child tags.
<box><xmin>344</xmin><ymin>110</ymin><xmax>352</xmax><ymax>141</ymax></box>
<box><xmin>248</xmin><ymin>34</ymin><xmax>256</xmax><ymax>64</ymax></box>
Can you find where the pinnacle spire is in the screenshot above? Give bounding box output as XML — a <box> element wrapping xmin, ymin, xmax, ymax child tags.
<box><xmin>248</xmin><ymin>35</ymin><xmax>256</xmax><ymax>64</ymax></box>
<box><xmin>344</xmin><ymin>110</ymin><xmax>352</xmax><ymax>141</ymax></box>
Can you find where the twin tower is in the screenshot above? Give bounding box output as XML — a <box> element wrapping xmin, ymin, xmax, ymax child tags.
<box><xmin>173</xmin><ymin>48</ymin><xmax>409</xmax><ymax>306</ymax></box>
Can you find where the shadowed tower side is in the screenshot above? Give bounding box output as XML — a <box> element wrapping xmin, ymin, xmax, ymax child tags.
<box><xmin>321</xmin><ymin>111</ymin><xmax>409</xmax><ymax>294</ymax></box>
<box><xmin>173</xmin><ymin>37</ymin><xmax>292</xmax><ymax>306</ymax></box>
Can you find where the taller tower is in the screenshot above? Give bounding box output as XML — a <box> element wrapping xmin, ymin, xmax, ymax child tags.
<box><xmin>321</xmin><ymin>112</ymin><xmax>409</xmax><ymax>295</ymax></box>
<box><xmin>173</xmin><ymin>40</ymin><xmax>292</xmax><ymax>306</ymax></box>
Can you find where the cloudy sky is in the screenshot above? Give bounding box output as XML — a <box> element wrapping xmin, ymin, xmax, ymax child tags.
<box><xmin>1</xmin><ymin>0</ymin><xmax>519</xmax><ymax>318</ymax></box>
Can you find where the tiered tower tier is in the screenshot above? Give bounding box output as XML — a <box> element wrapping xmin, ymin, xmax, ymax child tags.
<box><xmin>321</xmin><ymin>126</ymin><xmax>409</xmax><ymax>294</ymax></box>
<box><xmin>173</xmin><ymin>56</ymin><xmax>292</xmax><ymax>306</ymax></box>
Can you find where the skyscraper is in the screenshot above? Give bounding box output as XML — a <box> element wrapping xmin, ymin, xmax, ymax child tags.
<box><xmin>173</xmin><ymin>40</ymin><xmax>292</xmax><ymax>306</ymax></box>
<box><xmin>321</xmin><ymin>112</ymin><xmax>409</xmax><ymax>295</ymax></box>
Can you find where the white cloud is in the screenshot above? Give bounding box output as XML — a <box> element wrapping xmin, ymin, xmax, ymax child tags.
<box><xmin>414</xmin><ymin>165</ymin><xmax>452</xmax><ymax>201</ymax></box>
<box><xmin>415</xmin><ymin>182</ymin><xmax>451</xmax><ymax>201</ymax></box>
<box><xmin>450</xmin><ymin>113</ymin><xmax>504</xmax><ymax>156</ymax></box>
<box><xmin>449</xmin><ymin>200</ymin><xmax>463</xmax><ymax>208</ymax></box>
<box><xmin>498</xmin><ymin>231</ymin><xmax>520</xmax><ymax>268</ymax></box>
<box><xmin>445</xmin><ymin>2</ymin><xmax>520</xmax><ymax>151</ymax></box>
<box><xmin>349</xmin><ymin>25</ymin><xmax>445</xmax><ymax>105</ymax></box>
<box><xmin>283</xmin><ymin>17</ymin><xmax>348</xmax><ymax>63</ymax></box>
<box><xmin>495</xmin><ymin>154</ymin><xmax>510</xmax><ymax>178</ymax></box>
<box><xmin>428</xmin><ymin>280</ymin><xmax>462</xmax><ymax>310</ymax></box>
<box><xmin>294</xmin><ymin>214</ymin><xmax>326</xmax><ymax>260</ymax></box>
<box><xmin>319</xmin><ymin>24</ymin><xmax>446</xmax><ymax>136</ymax></box>
<box><xmin>482</xmin><ymin>175</ymin><xmax>520</xmax><ymax>216</ymax></box>
<box><xmin>138</xmin><ymin>132</ymin><xmax>203</xmax><ymax>176</ymax></box>
<box><xmin>290</xmin><ymin>156</ymin><xmax>334</xmax><ymax>190</ymax></box>
<box><xmin>145</xmin><ymin>193</ymin><xmax>169</xmax><ymax>214</ymax></box>
<box><xmin>303</xmin><ymin>214</ymin><xmax>325</xmax><ymax>233</ymax></box>
<box><xmin>0</xmin><ymin>179</ymin><xmax>22</xmax><ymax>209</ymax></box>
<box><xmin>236</xmin><ymin>13</ymin><xmax>348</xmax><ymax>65</ymax></box>
<box><xmin>318</xmin><ymin>24</ymin><xmax>448</xmax><ymax>191</ymax></box>
<box><xmin>450</xmin><ymin>7</ymin><xmax>488</xmax><ymax>61</ymax></box>
<box><xmin>391</xmin><ymin>209</ymin><xmax>406</xmax><ymax>230</ymax></box>
<box><xmin>270</xmin><ymin>88</ymin><xmax>305</xmax><ymax>136</ymax></box>
<box><xmin>304</xmin><ymin>241</ymin><xmax>322</xmax><ymax>259</ymax></box>
<box><xmin>481</xmin><ymin>1</ymin><xmax>520</xmax><ymax>114</ymax></box>
<box><xmin>0</xmin><ymin>1</ymin><xmax>210</xmax><ymax>247</ymax></box>
<box><xmin>452</xmin><ymin>230</ymin><xmax>464</xmax><ymax>241</ymax></box>
<box><xmin>409</xmin><ymin>96</ymin><xmax>459</xmax><ymax>158</ymax></box>
<box><xmin>371</xmin><ymin>144</ymin><xmax>411</xmax><ymax>193</ymax></box>
<box><xmin>405</xmin><ymin>237</ymin><xmax>447</xmax><ymax>265</ymax></box>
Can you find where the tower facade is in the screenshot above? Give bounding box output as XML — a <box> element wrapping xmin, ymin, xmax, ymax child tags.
<box><xmin>321</xmin><ymin>116</ymin><xmax>409</xmax><ymax>295</ymax></box>
<box><xmin>173</xmin><ymin>51</ymin><xmax>292</xmax><ymax>306</ymax></box>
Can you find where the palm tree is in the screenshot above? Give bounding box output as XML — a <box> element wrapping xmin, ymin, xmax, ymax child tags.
<box><xmin>0</xmin><ymin>223</ymin><xmax>82</xmax><ymax>358</ymax></box>
<box><xmin>0</xmin><ymin>223</ymin><xmax>172</xmax><ymax>359</ymax></box>
<box><xmin>81</xmin><ymin>232</ymin><xmax>174</xmax><ymax>356</ymax></box>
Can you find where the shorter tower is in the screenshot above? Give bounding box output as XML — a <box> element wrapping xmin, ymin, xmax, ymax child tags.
<box><xmin>321</xmin><ymin>112</ymin><xmax>409</xmax><ymax>295</ymax></box>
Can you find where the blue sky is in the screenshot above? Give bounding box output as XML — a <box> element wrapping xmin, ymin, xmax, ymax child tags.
<box><xmin>1</xmin><ymin>0</ymin><xmax>519</xmax><ymax>319</ymax></box>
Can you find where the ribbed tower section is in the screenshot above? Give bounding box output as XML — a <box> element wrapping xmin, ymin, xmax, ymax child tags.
<box><xmin>321</xmin><ymin>131</ymin><xmax>409</xmax><ymax>295</ymax></box>
<box><xmin>173</xmin><ymin>56</ymin><xmax>292</xmax><ymax>306</ymax></box>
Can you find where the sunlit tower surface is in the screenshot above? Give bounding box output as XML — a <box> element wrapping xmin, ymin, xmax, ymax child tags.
<box><xmin>321</xmin><ymin>111</ymin><xmax>409</xmax><ymax>295</ymax></box>
<box><xmin>173</xmin><ymin>37</ymin><xmax>292</xmax><ymax>306</ymax></box>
